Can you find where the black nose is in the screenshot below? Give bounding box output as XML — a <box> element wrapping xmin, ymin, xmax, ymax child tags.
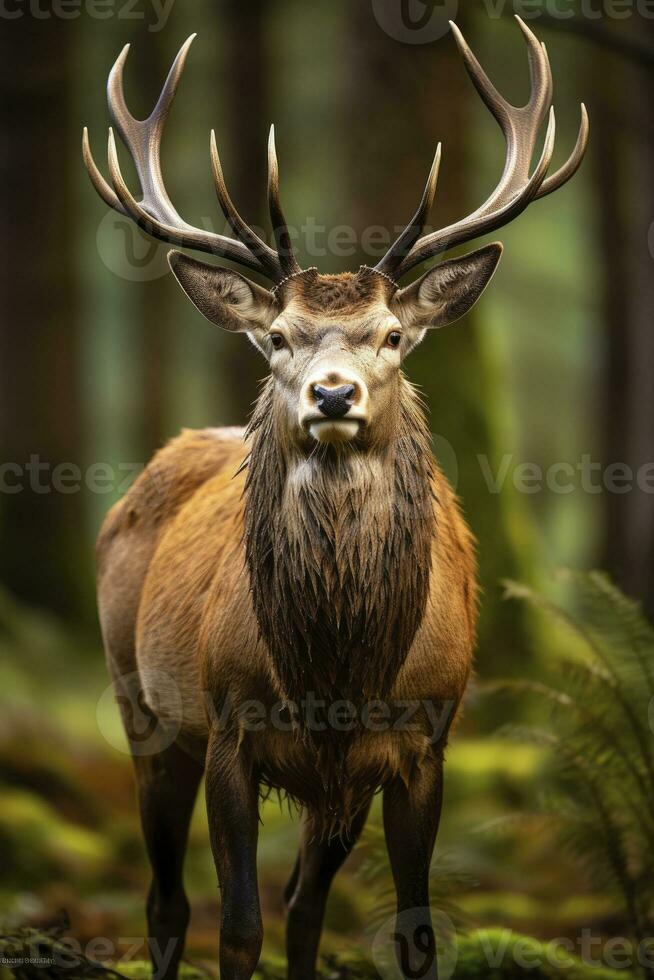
<box><xmin>313</xmin><ymin>383</ymin><xmax>355</xmax><ymax>419</ymax></box>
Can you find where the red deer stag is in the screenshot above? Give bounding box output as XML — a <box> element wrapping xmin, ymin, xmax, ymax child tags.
<box><xmin>85</xmin><ymin>19</ymin><xmax>587</xmax><ymax>980</ymax></box>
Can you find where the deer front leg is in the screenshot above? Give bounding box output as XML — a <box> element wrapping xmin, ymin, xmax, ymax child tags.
<box><xmin>285</xmin><ymin>801</ymin><xmax>371</xmax><ymax>980</ymax></box>
<box><xmin>383</xmin><ymin>751</ymin><xmax>444</xmax><ymax>980</ymax></box>
<box><xmin>205</xmin><ymin>729</ymin><xmax>262</xmax><ymax>980</ymax></box>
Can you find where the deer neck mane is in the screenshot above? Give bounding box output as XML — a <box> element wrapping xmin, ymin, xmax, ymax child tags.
<box><xmin>244</xmin><ymin>376</ymin><xmax>435</xmax><ymax>710</ymax></box>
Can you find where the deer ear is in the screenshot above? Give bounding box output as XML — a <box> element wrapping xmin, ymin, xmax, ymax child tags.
<box><xmin>167</xmin><ymin>251</ymin><xmax>278</xmax><ymax>335</ymax></box>
<box><xmin>393</xmin><ymin>243</ymin><xmax>503</xmax><ymax>331</ymax></box>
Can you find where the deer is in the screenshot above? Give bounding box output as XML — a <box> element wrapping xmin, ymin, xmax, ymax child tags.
<box><xmin>84</xmin><ymin>17</ymin><xmax>587</xmax><ymax>980</ymax></box>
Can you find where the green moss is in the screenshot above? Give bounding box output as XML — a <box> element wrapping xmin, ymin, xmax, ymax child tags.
<box><xmin>0</xmin><ymin>929</ymin><xmax>637</xmax><ymax>980</ymax></box>
<box><xmin>447</xmin><ymin>740</ymin><xmax>544</xmax><ymax>790</ymax></box>
<box><xmin>118</xmin><ymin>964</ymin><xmax>208</xmax><ymax>980</ymax></box>
<box><xmin>0</xmin><ymin>788</ymin><xmax>110</xmax><ymax>887</ymax></box>
<box><xmin>457</xmin><ymin>891</ymin><xmax>617</xmax><ymax>927</ymax></box>
<box><xmin>454</xmin><ymin>929</ymin><xmax>634</xmax><ymax>979</ymax></box>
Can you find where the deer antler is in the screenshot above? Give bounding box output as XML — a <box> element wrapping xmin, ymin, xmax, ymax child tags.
<box><xmin>376</xmin><ymin>17</ymin><xmax>589</xmax><ymax>281</ymax></box>
<box><xmin>83</xmin><ymin>35</ymin><xmax>298</xmax><ymax>282</ymax></box>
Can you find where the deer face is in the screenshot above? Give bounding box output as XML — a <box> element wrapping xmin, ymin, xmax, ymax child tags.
<box><xmin>168</xmin><ymin>244</ymin><xmax>502</xmax><ymax>449</ymax></box>
<box><xmin>265</xmin><ymin>300</ymin><xmax>390</xmax><ymax>448</ymax></box>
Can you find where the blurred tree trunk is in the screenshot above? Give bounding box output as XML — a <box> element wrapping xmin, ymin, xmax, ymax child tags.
<box><xmin>595</xmin><ymin>32</ymin><xmax>654</xmax><ymax>616</ymax></box>
<box><xmin>0</xmin><ymin>16</ymin><xmax>82</xmax><ymax>618</ymax></box>
<box><xmin>218</xmin><ymin>0</ymin><xmax>270</xmax><ymax>423</ymax></box>
<box><xmin>343</xmin><ymin>3</ymin><xmax>531</xmax><ymax>684</ymax></box>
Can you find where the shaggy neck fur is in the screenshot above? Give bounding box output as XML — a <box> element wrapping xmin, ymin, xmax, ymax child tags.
<box><xmin>244</xmin><ymin>376</ymin><xmax>435</xmax><ymax>717</ymax></box>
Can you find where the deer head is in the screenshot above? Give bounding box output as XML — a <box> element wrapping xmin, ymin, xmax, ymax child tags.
<box><xmin>83</xmin><ymin>19</ymin><xmax>588</xmax><ymax>452</ymax></box>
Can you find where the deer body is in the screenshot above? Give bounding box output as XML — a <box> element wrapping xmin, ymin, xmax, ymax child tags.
<box><xmin>98</xmin><ymin>412</ymin><xmax>476</xmax><ymax>798</ymax></box>
<box><xmin>86</xmin><ymin>18</ymin><xmax>587</xmax><ymax>980</ymax></box>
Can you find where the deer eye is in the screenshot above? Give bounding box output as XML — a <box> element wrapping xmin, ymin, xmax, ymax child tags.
<box><xmin>270</xmin><ymin>332</ymin><xmax>285</xmax><ymax>351</ymax></box>
<box><xmin>386</xmin><ymin>330</ymin><xmax>402</xmax><ymax>350</ymax></box>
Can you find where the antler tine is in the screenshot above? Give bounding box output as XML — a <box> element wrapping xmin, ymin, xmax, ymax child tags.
<box><xmin>149</xmin><ymin>34</ymin><xmax>196</xmax><ymax>140</ymax></box>
<box><xmin>382</xmin><ymin>18</ymin><xmax>587</xmax><ymax>281</ymax></box>
<box><xmin>453</xmin><ymin>17</ymin><xmax>552</xmax><ymax>219</ymax></box>
<box><xmin>537</xmin><ymin>103</ymin><xmax>589</xmax><ymax>199</ymax></box>
<box><xmin>82</xmin><ymin>126</ymin><xmax>126</xmax><ymax>215</ymax></box>
<box><xmin>394</xmin><ymin>106</ymin><xmax>556</xmax><ymax>280</ymax></box>
<box><xmin>83</xmin><ymin>36</ymin><xmax>285</xmax><ymax>281</ymax></box>
<box><xmin>210</xmin><ymin>130</ymin><xmax>281</xmax><ymax>277</ymax></box>
<box><xmin>449</xmin><ymin>20</ymin><xmax>511</xmax><ymax>125</ymax></box>
<box><xmin>268</xmin><ymin>125</ymin><xmax>302</xmax><ymax>277</ymax></box>
<box><xmin>107</xmin><ymin>37</ymin><xmax>195</xmax><ymax>226</ymax></box>
<box><xmin>105</xmin><ymin>128</ymin><xmax>269</xmax><ymax>272</ymax></box>
<box><xmin>375</xmin><ymin>144</ymin><xmax>441</xmax><ymax>277</ymax></box>
<box><xmin>517</xmin><ymin>18</ymin><xmax>553</xmax><ymax>119</ymax></box>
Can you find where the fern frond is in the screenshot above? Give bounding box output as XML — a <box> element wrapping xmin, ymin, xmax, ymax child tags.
<box><xmin>496</xmin><ymin>573</ymin><xmax>654</xmax><ymax>949</ymax></box>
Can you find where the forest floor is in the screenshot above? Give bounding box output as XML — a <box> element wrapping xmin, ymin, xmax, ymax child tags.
<box><xmin>0</xmin><ymin>589</ymin><xmax>638</xmax><ymax>980</ymax></box>
<box><xmin>0</xmin><ymin>926</ymin><xmax>634</xmax><ymax>980</ymax></box>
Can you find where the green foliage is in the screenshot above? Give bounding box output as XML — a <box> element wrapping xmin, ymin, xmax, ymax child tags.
<box><xmin>485</xmin><ymin>572</ymin><xmax>654</xmax><ymax>966</ymax></box>
<box><xmin>0</xmin><ymin>931</ymin><xmax>636</xmax><ymax>980</ymax></box>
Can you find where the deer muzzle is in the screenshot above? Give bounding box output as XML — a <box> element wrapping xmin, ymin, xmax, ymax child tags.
<box><xmin>299</xmin><ymin>370</ymin><xmax>369</xmax><ymax>444</ymax></box>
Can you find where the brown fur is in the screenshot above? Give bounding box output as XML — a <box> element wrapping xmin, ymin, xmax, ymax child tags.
<box><xmin>277</xmin><ymin>268</ymin><xmax>394</xmax><ymax>313</ymax></box>
<box><xmin>95</xmin><ymin>263</ymin><xmax>486</xmax><ymax>980</ymax></box>
<box><xmin>97</xmin><ymin>270</ymin><xmax>481</xmax><ymax>832</ymax></box>
<box><xmin>243</xmin><ymin>375</ymin><xmax>436</xmax><ymax>810</ymax></box>
<box><xmin>98</xmin><ymin>272</ymin><xmax>482</xmax><ymax>828</ymax></box>
<box><xmin>98</xmin><ymin>427</ymin><xmax>476</xmax><ymax>831</ymax></box>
